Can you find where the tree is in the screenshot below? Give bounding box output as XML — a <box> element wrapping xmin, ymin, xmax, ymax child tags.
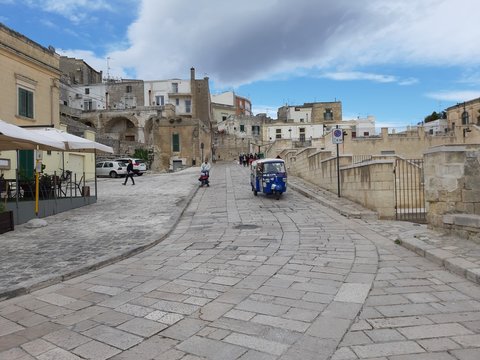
<box><xmin>424</xmin><ymin>111</ymin><xmax>442</xmax><ymax>123</ymax></box>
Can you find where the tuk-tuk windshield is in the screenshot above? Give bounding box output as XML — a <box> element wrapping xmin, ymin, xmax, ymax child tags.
<box><xmin>264</xmin><ymin>162</ymin><xmax>286</xmax><ymax>174</ymax></box>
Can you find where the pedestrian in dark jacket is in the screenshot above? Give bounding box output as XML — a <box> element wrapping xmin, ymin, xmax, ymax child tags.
<box><xmin>123</xmin><ymin>159</ymin><xmax>135</xmax><ymax>185</ymax></box>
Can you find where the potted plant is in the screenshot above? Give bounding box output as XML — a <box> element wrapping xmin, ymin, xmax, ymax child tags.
<box><xmin>0</xmin><ymin>201</ymin><xmax>14</xmax><ymax>234</ymax></box>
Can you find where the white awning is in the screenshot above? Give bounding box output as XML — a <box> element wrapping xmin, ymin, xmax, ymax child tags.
<box><xmin>0</xmin><ymin>120</ymin><xmax>66</xmax><ymax>151</ymax></box>
<box><xmin>28</xmin><ymin>128</ymin><xmax>114</xmax><ymax>154</ymax></box>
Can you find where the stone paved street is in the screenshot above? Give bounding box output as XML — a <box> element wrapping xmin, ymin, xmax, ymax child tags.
<box><xmin>0</xmin><ymin>162</ymin><xmax>479</xmax><ymax>359</ymax></box>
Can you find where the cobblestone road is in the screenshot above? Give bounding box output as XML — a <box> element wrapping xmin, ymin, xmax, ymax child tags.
<box><xmin>0</xmin><ymin>162</ymin><xmax>479</xmax><ymax>359</ymax></box>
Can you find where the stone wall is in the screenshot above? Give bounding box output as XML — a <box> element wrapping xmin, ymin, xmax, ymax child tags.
<box><xmin>424</xmin><ymin>144</ymin><xmax>480</xmax><ymax>228</ymax></box>
<box><xmin>281</xmin><ymin>148</ymin><xmax>397</xmax><ymax>218</ymax></box>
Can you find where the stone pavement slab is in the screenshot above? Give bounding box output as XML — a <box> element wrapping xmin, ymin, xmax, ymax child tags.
<box><xmin>0</xmin><ymin>168</ymin><xmax>200</xmax><ymax>300</ymax></box>
<box><xmin>0</xmin><ymin>162</ymin><xmax>480</xmax><ymax>359</ymax></box>
<box><xmin>289</xmin><ymin>175</ymin><xmax>480</xmax><ymax>286</ymax></box>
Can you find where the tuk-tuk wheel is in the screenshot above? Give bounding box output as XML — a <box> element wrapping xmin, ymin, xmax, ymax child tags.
<box><xmin>254</xmin><ymin>190</ymin><xmax>258</xmax><ymax>196</ymax></box>
<box><xmin>275</xmin><ymin>192</ymin><xmax>280</xmax><ymax>200</ymax></box>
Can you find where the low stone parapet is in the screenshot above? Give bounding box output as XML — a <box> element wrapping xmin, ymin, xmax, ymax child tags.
<box><xmin>443</xmin><ymin>214</ymin><xmax>480</xmax><ymax>243</ymax></box>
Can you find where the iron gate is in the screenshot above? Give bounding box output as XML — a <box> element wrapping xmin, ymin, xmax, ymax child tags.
<box><xmin>394</xmin><ymin>158</ymin><xmax>426</xmax><ymax>223</ymax></box>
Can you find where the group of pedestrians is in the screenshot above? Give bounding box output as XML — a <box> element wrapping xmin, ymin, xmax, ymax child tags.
<box><xmin>239</xmin><ymin>153</ymin><xmax>260</xmax><ymax>167</ymax></box>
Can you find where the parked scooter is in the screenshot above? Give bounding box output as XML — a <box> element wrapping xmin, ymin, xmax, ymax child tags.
<box><xmin>199</xmin><ymin>171</ymin><xmax>210</xmax><ymax>187</ymax></box>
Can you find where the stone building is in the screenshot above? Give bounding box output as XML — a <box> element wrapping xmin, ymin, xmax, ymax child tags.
<box><xmin>144</xmin><ymin>78</ymin><xmax>192</xmax><ymax>115</ymax></box>
<box><xmin>215</xmin><ymin>114</ymin><xmax>265</xmax><ymax>160</ymax></box>
<box><xmin>59</xmin><ymin>56</ymin><xmax>103</xmax><ymax>85</ymax></box>
<box><xmin>277</xmin><ymin>101</ymin><xmax>342</xmax><ymax>126</ymax></box>
<box><xmin>105</xmin><ymin>79</ymin><xmax>144</xmax><ymax>110</ymax></box>
<box><xmin>75</xmin><ymin>68</ymin><xmax>213</xmax><ymax>172</ymax></box>
<box><xmin>446</xmin><ymin>98</ymin><xmax>480</xmax><ymax>128</ymax></box>
<box><xmin>0</xmin><ymin>23</ymin><xmax>61</xmax><ymax>179</ymax></box>
<box><xmin>211</xmin><ymin>91</ymin><xmax>252</xmax><ymax>125</ymax></box>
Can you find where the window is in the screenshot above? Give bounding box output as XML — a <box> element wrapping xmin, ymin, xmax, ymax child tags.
<box><xmin>126</xmin><ymin>85</ymin><xmax>132</xmax><ymax>93</ymax></box>
<box><xmin>185</xmin><ymin>99</ymin><xmax>191</xmax><ymax>113</ymax></box>
<box><xmin>176</xmin><ymin>98</ymin><xmax>180</xmax><ymax>106</ymax></box>
<box><xmin>462</xmin><ymin>111</ymin><xmax>469</xmax><ymax>125</ymax></box>
<box><xmin>276</xmin><ymin>128</ymin><xmax>282</xmax><ymax>139</ymax></box>
<box><xmin>252</xmin><ymin>125</ymin><xmax>260</xmax><ymax>136</ymax></box>
<box><xmin>85</xmin><ymin>88</ymin><xmax>90</xmax><ymax>94</ymax></box>
<box><xmin>125</xmin><ymin>135</ymin><xmax>135</xmax><ymax>141</ymax></box>
<box><xmin>84</xmin><ymin>100</ymin><xmax>93</xmax><ymax>110</ymax></box>
<box><xmin>172</xmin><ymin>83</ymin><xmax>178</xmax><ymax>93</ymax></box>
<box><xmin>324</xmin><ymin>109</ymin><xmax>333</xmax><ymax>121</ymax></box>
<box><xmin>240</xmin><ymin>124</ymin><xmax>245</xmax><ymax>132</ymax></box>
<box><xmin>18</xmin><ymin>87</ymin><xmax>34</xmax><ymax>118</ymax></box>
<box><xmin>222</xmin><ymin>116</ymin><xmax>227</xmax><ymax>121</ymax></box>
<box><xmin>155</xmin><ymin>95</ymin><xmax>164</xmax><ymax>106</ymax></box>
<box><xmin>172</xmin><ymin>134</ymin><xmax>180</xmax><ymax>152</ymax></box>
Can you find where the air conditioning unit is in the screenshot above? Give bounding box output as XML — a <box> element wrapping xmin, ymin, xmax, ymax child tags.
<box><xmin>75</xmin><ymin>94</ymin><xmax>82</xmax><ymax>99</ymax></box>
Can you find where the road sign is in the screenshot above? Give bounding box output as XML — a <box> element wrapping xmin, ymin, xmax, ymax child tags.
<box><xmin>332</xmin><ymin>128</ymin><xmax>343</xmax><ymax>144</ymax></box>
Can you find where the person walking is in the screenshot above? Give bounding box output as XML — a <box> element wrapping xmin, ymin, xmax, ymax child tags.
<box><xmin>123</xmin><ymin>159</ymin><xmax>135</xmax><ymax>185</ymax></box>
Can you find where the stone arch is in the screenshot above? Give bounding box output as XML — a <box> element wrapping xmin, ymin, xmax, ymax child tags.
<box><xmin>103</xmin><ymin>115</ymin><xmax>140</xmax><ymax>142</ymax></box>
<box><xmin>84</xmin><ymin>120</ymin><xmax>96</xmax><ymax>128</ymax></box>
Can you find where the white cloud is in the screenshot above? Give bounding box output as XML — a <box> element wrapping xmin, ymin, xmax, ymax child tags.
<box><xmin>100</xmin><ymin>0</ymin><xmax>480</xmax><ymax>87</ymax></box>
<box><xmin>321</xmin><ymin>71</ymin><xmax>418</xmax><ymax>86</ymax></box>
<box><xmin>426</xmin><ymin>90</ymin><xmax>480</xmax><ymax>102</ymax></box>
<box><xmin>398</xmin><ymin>78</ymin><xmax>419</xmax><ymax>86</ymax></box>
<box><xmin>322</xmin><ymin>72</ymin><xmax>397</xmax><ymax>83</ymax></box>
<box><xmin>24</xmin><ymin>0</ymin><xmax>114</xmax><ymax>23</ymax></box>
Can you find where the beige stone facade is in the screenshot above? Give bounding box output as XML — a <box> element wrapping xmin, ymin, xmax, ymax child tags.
<box><xmin>0</xmin><ymin>23</ymin><xmax>61</xmax><ymax>179</ymax></box>
<box><xmin>0</xmin><ymin>23</ymin><xmax>60</xmax><ymax>128</ymax></box>
<box><xmin>446</xmin><ymin>98</ymin><xmax>480</xmax><ymax>127</ymax></box>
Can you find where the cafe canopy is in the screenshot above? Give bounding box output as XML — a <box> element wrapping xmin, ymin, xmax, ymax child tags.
<box><xmin>0</xmin><ymin>119</ymin><xmax>65</xmax><ymax>151</ymax></box>
<box><xmin>28</xmin><ymin>128</ymin><xmax>114</xmax><ymax>154</ymax></box>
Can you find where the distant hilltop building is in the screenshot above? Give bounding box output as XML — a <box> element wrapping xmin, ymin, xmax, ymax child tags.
<box><xmin>277</xmin><ymin>101</ymin><xmax>342</xmax><ymax>124</ymax></box>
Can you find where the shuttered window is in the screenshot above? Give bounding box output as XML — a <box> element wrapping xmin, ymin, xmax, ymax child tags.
<box><xmin>172</xmin><ymin>134</ymin><xmax>180</xmax><ymax>152</ymax></box>
<box><xmin>18</xmin><ymin>87</ymin><xmax>34</xmax><ymax>118</ymax></box>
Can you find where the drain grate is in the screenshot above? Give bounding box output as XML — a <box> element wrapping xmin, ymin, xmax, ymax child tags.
<box><xmin>233</xmin><ymin>224</ymin><xmax>260</xmax><ymax>230</ymax></box>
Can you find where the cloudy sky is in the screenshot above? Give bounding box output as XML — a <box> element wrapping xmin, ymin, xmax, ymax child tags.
<box><xmin>2</xmin><ymin>0</ymin><xmax>480</xmax><ymax>127</ymax></box>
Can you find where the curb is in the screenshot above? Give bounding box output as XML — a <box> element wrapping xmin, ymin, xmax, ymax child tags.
<box><xmin>0</xmin><ymin>183</ymin><xmax>200</xmax><ymax>301</ymax></box>
<box><xmin>398</xmin><ymin>234</ymin><xmax>480</xmax><ymax>285</ymax></box>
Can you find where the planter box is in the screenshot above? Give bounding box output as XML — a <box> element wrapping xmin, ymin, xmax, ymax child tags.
<box><xmin>0</xmin><ymin>210</ymin><xmax>14</xmax><ymax>234</ymax></box>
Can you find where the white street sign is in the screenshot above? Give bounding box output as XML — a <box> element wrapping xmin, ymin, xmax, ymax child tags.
<box><xmin>332</xmin><ymin>128</ymin><xmax>343</xmax><ymax>144</ymax></box>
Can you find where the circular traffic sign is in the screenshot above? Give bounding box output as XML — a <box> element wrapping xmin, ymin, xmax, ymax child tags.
<box><xmin>332</xmin><ymin>128</ymin><xmax>343</xmax><ymax>144</ymax></box>
<box><xmin>333</xmin><ymin>129</ymin><xmax>343</xmax><ymax>138</ymax></box>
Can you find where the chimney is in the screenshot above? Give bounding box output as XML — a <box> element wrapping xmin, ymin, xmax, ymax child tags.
<box><xmin>190</xmin><ymin>67</ymin><xmax>195</xmax><ymax>81</ymax></box>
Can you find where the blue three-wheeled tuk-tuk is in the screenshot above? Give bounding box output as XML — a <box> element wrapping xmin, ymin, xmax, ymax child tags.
<box><xmin>250</xmin><ymin>158</ymin><xmax>287</xmax><ymax>200</ymax></box>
